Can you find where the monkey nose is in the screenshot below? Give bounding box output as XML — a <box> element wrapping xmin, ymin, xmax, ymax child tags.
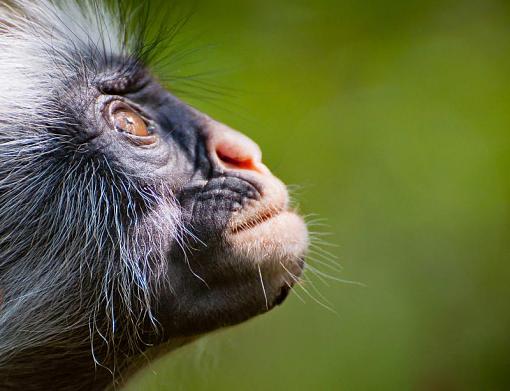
<box><xmin>205</xmin><ymin>119</ymin><xmax>270</xmax><ymax>175</ymax></box>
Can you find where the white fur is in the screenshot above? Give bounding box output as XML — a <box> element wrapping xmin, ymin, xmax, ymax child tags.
<box><xmin>0</xmin><ymin>0</ymin><xmax>130</xmax><ymax>133</ymax></box>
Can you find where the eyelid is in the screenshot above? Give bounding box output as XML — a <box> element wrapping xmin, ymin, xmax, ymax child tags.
<box><xmin>103</xmin><ymin>98</ymin><xmax>158</xmax><ymax>140</ymax></box>
<box><xmin>118</xmin><ymin>132</ymin><xmax>158</xmax><ymax>147</ymax></box>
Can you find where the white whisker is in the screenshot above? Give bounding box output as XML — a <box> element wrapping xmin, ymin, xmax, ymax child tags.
<box><xmin>257</xmin><ymin>265</ymin><xmax>269</xmax><ymax>310</ymax></box>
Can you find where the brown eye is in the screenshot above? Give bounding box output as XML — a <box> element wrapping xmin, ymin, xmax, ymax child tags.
<box><xmin>113</xmin><ymin>109</ymin><xmax>151</xmax><ymax>137</ymax></box>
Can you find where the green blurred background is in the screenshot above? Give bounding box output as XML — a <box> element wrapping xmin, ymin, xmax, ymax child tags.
<box><xmin>126</xmin><ymin>0</ymin><xmax>510</xmax><ymax>389</ymax></box>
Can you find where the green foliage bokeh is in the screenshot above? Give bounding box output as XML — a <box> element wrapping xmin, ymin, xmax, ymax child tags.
<box><xmin>126</xmin><ymin>0</ymin><xmax>510</xmax><ymax>389</ymax></box>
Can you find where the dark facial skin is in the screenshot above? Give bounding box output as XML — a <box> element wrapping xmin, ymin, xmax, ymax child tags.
<box><xmin>93</xmin><ymin>70</ymin><xmax>309</xmax><ymax>339</ymax></box>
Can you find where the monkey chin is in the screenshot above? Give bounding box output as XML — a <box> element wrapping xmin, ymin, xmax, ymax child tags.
<box><xmin>226</xmin><ymin>208</ymin><xmax>309</xmax><ymax>300</ymax></box>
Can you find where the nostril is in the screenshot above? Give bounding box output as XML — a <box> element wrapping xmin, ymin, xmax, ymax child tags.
<box><xmin>217</xmin><ymin>149</ymin><xmax>257</xmax><ymax>171</ymax></box>
<box><xmin>215</xmin><ymin>139</ymin><xmax>261</xmax><ymax>172</ymax></box>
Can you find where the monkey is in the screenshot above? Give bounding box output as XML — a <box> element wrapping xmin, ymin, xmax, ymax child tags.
<box><xmin>0</xmin><ymin>1</ymin><xmax>308</xmax><ymax>390</ymax></box>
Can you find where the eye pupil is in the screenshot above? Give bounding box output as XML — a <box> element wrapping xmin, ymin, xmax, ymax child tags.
<box><xmin>113</xmin><ymin>109</ymin><xmax>151</xmax><ymax>137</ymax></box>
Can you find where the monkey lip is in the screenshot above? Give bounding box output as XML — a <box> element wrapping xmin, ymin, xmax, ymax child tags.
<box><xmin>226</xmin><ymin>206</ymin><xmax>309</xmax><ymax>268</ymax></box>
<box><xmin>229</xmin><ymin>207</ymin><xmax>284</xmax><ymax>234</ymax></box>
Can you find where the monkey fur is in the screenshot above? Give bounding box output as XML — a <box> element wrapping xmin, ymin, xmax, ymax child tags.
<box><xmin>0</xmin><ymin>1</ymin><xmax>308</xmax><ymax>390</ymax></box>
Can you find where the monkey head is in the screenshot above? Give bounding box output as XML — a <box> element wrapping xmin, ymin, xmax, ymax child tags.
<box><xmin>0</xmin><ymin>1</ymin><xmax>308</xmax><ymax>389</ymax></box>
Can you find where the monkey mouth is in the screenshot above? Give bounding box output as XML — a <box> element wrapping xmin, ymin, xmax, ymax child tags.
<box><xmin>226</xmin><ymin>205</ymin><xmax>308</xmax><ymax>267</ymax></box>
<box><xmin>229</xmin><ymin>206</ymin><xmax>284</xmax><ymax>234</ymax></box>
<box><xmin>222</xmin><ymin>193</ymin><xmax>308</xmax><ymax>312</ymax></box>
<box><xmin>223</xmin><ymin>176</ymin><xmax>309</xmax><ymax>297</ymax></box>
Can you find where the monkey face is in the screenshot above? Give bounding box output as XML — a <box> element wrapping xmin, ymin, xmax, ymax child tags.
<box><xmin>163</xmin><ymin>116</ymin><xmax>308</xmax><ymax>337</ymax></box>
<box><xmin>91</xmin><ymin>79</ymin><xmax>309</xmax><ymax>338</ymax></box>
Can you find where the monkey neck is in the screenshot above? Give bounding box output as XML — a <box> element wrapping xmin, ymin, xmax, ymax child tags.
<box><xmin>115</xmin><ymin>336</ymin><xmax>199</xmax><ymax>390</ymax></box>
<box><xmin>0</xmin><ymin>334</ymin><xmax>197</xmax><ymax>391</ymax></box>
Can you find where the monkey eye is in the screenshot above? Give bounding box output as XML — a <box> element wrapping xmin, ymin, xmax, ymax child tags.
<box><xmin>113</xmin><ymin>109</ymin><xmax>151</xmax><ymax>137</ymax></box>
<box><xmin>107</xmin><ymin>100</ymin><xmax>156</xmax><ymax>141</ymax></box>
